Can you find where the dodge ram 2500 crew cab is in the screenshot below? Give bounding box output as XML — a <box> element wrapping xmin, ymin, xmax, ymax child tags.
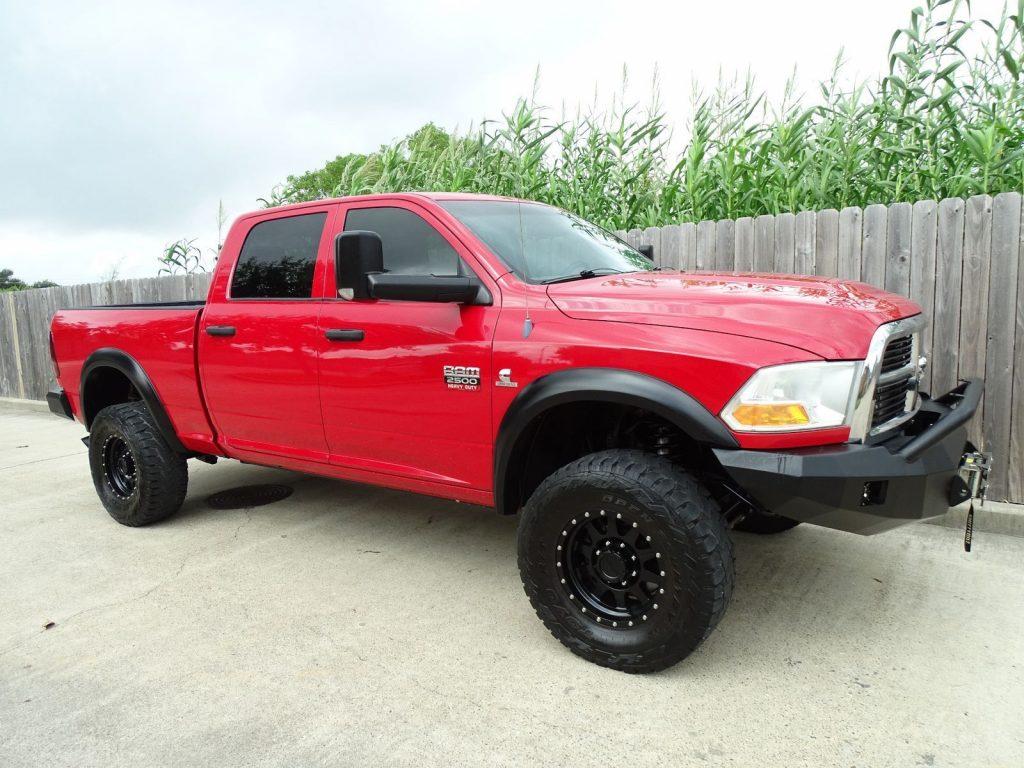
<box><xmin>48</xmin><ymin>193</ymin><xmax>987</xmax><ymax>673</ymax></box>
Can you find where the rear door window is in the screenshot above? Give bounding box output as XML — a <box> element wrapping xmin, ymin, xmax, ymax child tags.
<box><xmin>231</xmin><ymin>212</ymin><xmax>327</xmax><ymax>299</ymax></box>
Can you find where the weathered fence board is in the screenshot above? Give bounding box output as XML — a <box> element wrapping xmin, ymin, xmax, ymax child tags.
<box><xmin>910</xmin><ymin>200</ymin><xmax>938</xmax><ymax>394</ymax></box>
<box><xmin>959</xmin><ymin>195</ymin><xmax>993</xmax><ymax>444</ymax></box>
<box><xmin>4</xmin><ymin>196</ymin><xmax>1022</xmax><ymax>503</ymax></box>
<box><xmin>885</xmin><ymin>202</ymin><xmax>912</xmax><ymax>296</ymax></box>
<box><xmin>932</xmin><ymin>197</ymin><xmax>966</xmax><ymax>397</ymax></box>
<box><xmin>734</xmin><ymin>217</ymin><xmax>754</xmax><ymax>271</ymax></box>
<box><xmin>983</xmin><ymin>192</ymin><xmax>1022</xmax><ymax>501</ymax></box>
<box><xmin>773</xmin><ymin>212</ymin><xmax>795</xmax><ymax>274</ymax></box>
<box><xmin>642</xmin><ymin>226</ymin><xmax>661</xmax><ymax>261</ymax></box>
<box><xmin>838</xmin><ymin>206</ymin><xmax>862</xmax><ymax>281</ymax></box>
<box><xmin>659</xmin><ymin>224</ymin><xmax>680</xmax><ymax>270</ymax></box>
<box><xmin>696</xmin><ymin>220</ymin><xmax>716</xmax><ymax>270</ymax></box>
<box><xmin>862</xmin><ymin>204</ymin><xmax>888</xmax><ymax>289</ymax></box>
<box><xmin>1011</xmin><ymin>201</ymin><xmax>1024</xmax><ymax>503</ymax></box>
<box><xmin>715</xmin><ymin>219</ymin><xmax>735</xmax><ymax>271</ymax></box>
<box><xmin>794</xmin><ymin>211</ymin><xmax>815</xmax><ymax>275</ymax></box>
<box><xmin>814</xmin><ymin>209</ymin><xmax>839</xmax><ymax>277</ymax></box>
<box><xmin>753</xmin><ymin>215</ymin><xmax>775</xmax><ymax>272</ymax></box>
<box><xmin>680</xmin><ymin>222</ymin><xmax>697</xmax><ymax>271</ymax></box>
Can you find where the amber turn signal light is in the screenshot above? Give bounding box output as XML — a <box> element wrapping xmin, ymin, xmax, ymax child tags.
<box><xmin>730</xmin><ymin>403</ymin><xmax>810</xmax><ymax>427</ymax></box>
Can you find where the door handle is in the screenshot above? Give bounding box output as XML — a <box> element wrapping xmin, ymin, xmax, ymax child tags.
<box><xmin>325</xmin><ymin>328</ymin><xmax>365</xmax><ymax>342</ymax></box>
<box><xmin>205</xmin><ymin>325</ymin><xmax>236</xmax><ymax>337</ymax></box>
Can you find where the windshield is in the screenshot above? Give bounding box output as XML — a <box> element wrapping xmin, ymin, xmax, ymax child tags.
<box><xmin>439</xmin><ymin>200</ymin><xmax>652</xmax><ymax>283</ymax></box>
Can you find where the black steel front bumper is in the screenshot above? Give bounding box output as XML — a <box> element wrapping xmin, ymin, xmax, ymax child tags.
<box><xmin>713</xmin><ymin>380</ymin><xmax>983</xmax><ymax>535</ymax></box>
<box><xmin>47</xmin><ymin>386</ymin><xmax>74</xmax><ymax>420</ymax></box>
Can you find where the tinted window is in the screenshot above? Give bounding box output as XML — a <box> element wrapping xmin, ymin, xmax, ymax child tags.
<box><xmin>231</xmin><ymin>212</ymin><xmax>327</xmax><ymax>299</ymax></box>
<box><xmin>344</xmin><ymin>207</ymin><xmax>462</xmax><ymax>276</ymax></box>
<box><xmin>439</xmin><ymin>200</ymin><xmax>650</xmax><ymax>283</ymax></box>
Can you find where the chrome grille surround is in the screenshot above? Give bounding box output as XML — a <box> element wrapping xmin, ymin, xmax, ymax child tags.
<box><xmin>847</xmin><ymin>315</ymin><xmax>928</xmax><ymax>442</ymax></box>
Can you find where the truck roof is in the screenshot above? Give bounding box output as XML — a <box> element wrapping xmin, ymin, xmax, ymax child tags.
<box><xmin>238</xmin><ymin>191</ymin><xmax>534</xmax><ymax>222</ymax></box>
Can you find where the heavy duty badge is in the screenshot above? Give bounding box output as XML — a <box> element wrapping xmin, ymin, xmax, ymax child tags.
<box><xmin>443</xmin><ymin>365</ymin><xmax>480</xmax><ymax>390</ymax></box>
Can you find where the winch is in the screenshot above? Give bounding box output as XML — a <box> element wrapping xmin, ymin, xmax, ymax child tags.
<box><xmin>950</xmin><ymin>446</ymin><xmax>992</xmax><ymax>552</ymax></box>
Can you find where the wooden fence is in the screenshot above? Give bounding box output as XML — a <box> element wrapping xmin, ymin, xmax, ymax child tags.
<box><xmin>1</xmin><ymin>193</ymin><xmax>1022</xmax><ymax>502</ymax></box>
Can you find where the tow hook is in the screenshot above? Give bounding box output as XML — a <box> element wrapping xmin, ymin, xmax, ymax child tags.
<box><xmin>949</xmin><ymin>447</ymin><xmax>991</xmax><ymax>552</ymax></box>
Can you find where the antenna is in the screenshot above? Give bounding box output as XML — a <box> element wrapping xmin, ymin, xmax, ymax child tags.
<box><xmin>517</xmin><ymin>201</ymin><xmax>534</xmax><ymax>338</ymax></box>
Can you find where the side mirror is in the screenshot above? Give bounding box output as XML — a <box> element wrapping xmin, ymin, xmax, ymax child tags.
<box><xmin>367</xmin><ymin>274</ymin><xmax>489</xmax><ymax>304</ymax></box>
<box><xmin>638</xmin><ymin>244</ymin><xmax>654</xmax><ymax>260</ymax></box>
<box><xmin>335</xmin><ymin>230</ymin><xmax>384</xmax><ymax>299</ymax></box>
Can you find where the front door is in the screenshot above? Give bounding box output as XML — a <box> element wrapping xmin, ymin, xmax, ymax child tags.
<box><xmin>199</xmin><ymin>206</ymin><xmax>335</xmax><ymax>461</ymax></box>
<box><xmin>316</xmin><ymin>200</ymin><xmax>499</xmax><ymax>491</ymax></box>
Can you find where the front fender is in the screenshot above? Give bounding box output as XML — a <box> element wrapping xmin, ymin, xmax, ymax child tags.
<box><xmin>493</xmin><ymin>367</ymin><xmax>737</xmax><ymax>515</ymax></box>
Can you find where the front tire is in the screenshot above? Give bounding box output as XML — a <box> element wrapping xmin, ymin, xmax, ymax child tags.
<box><xmin>518</xmin><ymin>450</ymin><xmax>734</xmax><ymax>674</ymax></box>
<box><xmin>88</xmin><ymin>402</ymin><xmax>188</xmax><ymax>526</ymax></box>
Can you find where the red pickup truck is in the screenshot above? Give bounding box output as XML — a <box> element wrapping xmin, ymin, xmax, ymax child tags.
<box><xmin>48</xmin><ymin>193</ymin><xmax>986</xmax><ymax>673</ymax></box>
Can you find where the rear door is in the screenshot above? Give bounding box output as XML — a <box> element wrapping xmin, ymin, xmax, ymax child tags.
<box><xmin>316</xmin><ymin>199</ymin><xmax>500</xmax><ymax>490</ymax></box>
<box><xmin>199</xmin><ymin>205</ymin><xmax>336</xmax><ymax>461</ymax></box>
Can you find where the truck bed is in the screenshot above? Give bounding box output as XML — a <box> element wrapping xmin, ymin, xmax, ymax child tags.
<box><xmin>49</xmin><ymin>304</ymin><xmax>215</xmax><ymax>453</ymax></box>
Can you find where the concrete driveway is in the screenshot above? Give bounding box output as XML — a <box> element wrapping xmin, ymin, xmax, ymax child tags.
<box><xmin>1</xmin><ymin>399</ymin><xmax>1022</xmax><ymax>767</ymax></box>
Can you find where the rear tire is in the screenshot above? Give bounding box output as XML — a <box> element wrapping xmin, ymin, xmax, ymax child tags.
<box><xmin>518</xmin><ymin>450</ymin><xmax>734</xmax><ymax>674</ymax></box>
<box><xmin>88</xmin><ymin>402</ymin><xmax>188</xmax><ymax>527</ymax></box>
<box><xmin>732</xmin><ymin>511</ymin><xmax>801</xmax><ymax>534</ymax></box>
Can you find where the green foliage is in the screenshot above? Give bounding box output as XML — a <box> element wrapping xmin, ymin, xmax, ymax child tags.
<box><xmin>0</xmin><ymin>268</ymin><xmax>58</xmax><ymax>291</ymax></box>
<box><xmin>158</xmin><ymin>238</ymin><xmax>206</xmax><ymax>276</ymax></box>
<box><xmin>268</xmin><ymin>0</ymin><xmax>1024</xmax><ymax>230</ymax></box>
<box><xmin>0</xmin><ymin>268</ymin><xmax>27</xmax><ymax>291</ymax></box>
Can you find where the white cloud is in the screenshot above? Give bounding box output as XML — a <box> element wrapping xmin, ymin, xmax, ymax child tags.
<box><xmin>0</xmin><ymin>0</ymin><xmax>1009</xmax><ymax>284</ymax></box>
<box><xmin>0</xmin><ymin>224</ymin><xmax>202</xmax><ymax>284</ymax></box>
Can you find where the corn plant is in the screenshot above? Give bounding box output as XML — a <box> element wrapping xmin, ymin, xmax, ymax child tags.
<box><xmin>158</xmin><ymin>238</ymin><xmax>205</xmax><ymax>276</ymax></box>
<box><xmin>267</xmin><ymin>0</ymin><xmax>1024</xmax><ymax>230</ymax></box>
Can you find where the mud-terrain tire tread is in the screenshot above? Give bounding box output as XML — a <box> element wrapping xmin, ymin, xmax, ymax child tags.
<box><xmin>518</xmin><ymin>449</ymin><xmax>734</xmax><ymax>674</ymax></box>
<box><xmin>88</xmin><ymin>402</ymin><xmax>188</xmax><ymax>526</ymax></box>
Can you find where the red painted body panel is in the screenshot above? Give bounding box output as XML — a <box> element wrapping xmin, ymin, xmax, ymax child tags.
<box><xmin>223</xmin><ymin>443</ymin><xmax>493</xmax><ymax>507</ymax></box>
<box><xmin>485</xmin><ymin>275</ymin><xmax>823</xmax><ymax>452</ymax></box>
<box><xmin>197</xmin><ymin>203</ymin><xmax>338</xmax><ymax>462</ymax></box>
<box><xmin>316</xmin><ymin>198</ymin><xmax>500</xmax><ymax>490</ymax></box>
<box><xmin>199</xmin><ymin>300</ymin><xmax>326</xmax><ymax>460</ymax></box>
<box><xmin>49</xmin><ymin>192</ymin><xmax>924</xmax><ymax>508</ymax></box>
<box><xmin>546</xmin><ymin>271</ymin><xmax>919</xmax><ymax>359</ymax></box>
<box><xmin>49</xmin><ymin>308</ymin><xmax>219</xmax><ymax>455</ymax></box>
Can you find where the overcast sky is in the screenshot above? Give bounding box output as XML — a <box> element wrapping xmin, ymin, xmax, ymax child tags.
<box><xmin>0</xmin><ymin>0</ymin><xmax>1006</xmax><ymax>284</ymax></box>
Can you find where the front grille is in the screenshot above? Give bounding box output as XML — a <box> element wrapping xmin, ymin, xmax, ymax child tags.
<box><xmin>850</xmin><ymin>316</ymin><xmax>927</xmax><ymax>441</ymax></box>
<box><xmin>880</xmin><ymin>335</ymin><xmax>913</xmax><ymax>373</ymax></box>
<box><xmin>870</xmin><ymin>332</ymin><xmax>917</xmax><ymax>431</ymax></box>
<box><xmin>872</xmin><ymin>378</ymin><xmax>911</xmax><ymax>427</ymax></box>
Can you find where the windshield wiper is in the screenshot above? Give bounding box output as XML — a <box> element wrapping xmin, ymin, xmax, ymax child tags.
<box><xmin>541</xmin><ymin>268</ymin><xmax>626</xmax><ymax>285</ymax></box>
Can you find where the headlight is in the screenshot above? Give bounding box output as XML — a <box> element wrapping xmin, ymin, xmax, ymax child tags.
<box><xmin>721</xmin><ymin>361</ymin><xmax>862</xmax><ymax>432</ymax></box>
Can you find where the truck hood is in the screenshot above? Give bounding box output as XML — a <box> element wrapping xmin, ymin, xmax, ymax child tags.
<box><xmin>546</xmin><ymin>271</ymin><xmax>921</xmax><ymax>359</ymax></box>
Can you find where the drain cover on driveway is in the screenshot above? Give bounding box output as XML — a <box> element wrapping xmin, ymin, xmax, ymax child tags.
<box><xmin>206</xmin><ymin>484</ymin><xmax>293</xmax><ymax>510</ymax></box>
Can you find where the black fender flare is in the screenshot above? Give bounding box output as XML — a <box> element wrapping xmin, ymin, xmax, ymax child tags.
<box><xmin>493</xmin><ymin>367</ymin><xmax>738</xmax><ymax>514</ymax></box>
<box><xmin>79</xmin><ymin>348</ymin><xmax>188</xmax><ymax>453</ymax></box>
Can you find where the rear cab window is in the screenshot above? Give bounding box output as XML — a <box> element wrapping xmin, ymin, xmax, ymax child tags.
<box><xmin>231</xmin><ymin>212</ymin><xmax>328</xmax><ymax>299</ymax></box>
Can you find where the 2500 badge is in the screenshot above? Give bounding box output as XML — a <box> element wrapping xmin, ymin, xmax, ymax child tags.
<box><xmin>443</xmin><ymin>365</ymin><xmax>481</xmax><ymax>390</ymax></box>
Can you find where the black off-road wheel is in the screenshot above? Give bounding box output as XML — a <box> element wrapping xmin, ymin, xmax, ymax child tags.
<box><xmin>732</xmin><ymin>511</ymin><xmax>801</xmax><ymax>534</ymax></box>
<box><xmin>88</xmin><ymin>402</ymin><xmax>188</xmax><ymax>527</ymax></box>
<box><xmin>518</xmin><ymin>450</ymin><xmax>734</xmax><ymax>674</ymax></box>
